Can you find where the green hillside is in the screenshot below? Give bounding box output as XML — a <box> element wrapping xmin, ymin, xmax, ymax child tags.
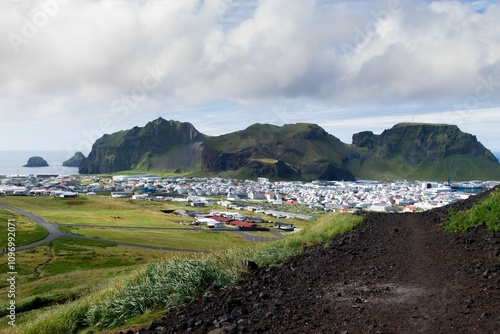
<box><xmin>79</xmin><ymin>119</ymin><xmax>500</xmax><ymax>181</ymax></box>
<box><xmin>79</xmin><ymin>118</ymin><xmax>204</xmax><ymax>174</ymax></box>
<box><xmin>349</xmin><ymin>123</ymin><xmax>500</xmax><ymax>181</ymax></box>
<box><xmin>202</xmin><ymin>123</ymin><xmax>357</xmax><ymax>181</ymax></box>
<box><xmin>62</xmin><ymin>152</ymin><xmax>86</xmax><ymax>167</ymax></box>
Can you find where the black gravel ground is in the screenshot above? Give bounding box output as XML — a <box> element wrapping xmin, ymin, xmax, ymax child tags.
<box><xmin>118</xmin><ymin>188</ymin><xmax>499</xmax><ymax>334</ymax></box>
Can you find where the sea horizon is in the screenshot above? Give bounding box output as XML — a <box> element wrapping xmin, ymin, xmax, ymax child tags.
<box><xmin>0</xmin><ymin>150</ymin><xmax>79</xmax><ymax>176</ymax></box>
<box><xmin>1</xmin><ymin>150</ymin><xmax>500</xmax><ymax>177</ymax></box>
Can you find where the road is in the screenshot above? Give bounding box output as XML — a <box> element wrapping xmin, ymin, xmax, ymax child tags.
<box><xmin>0</xmin><ymin>202</ymin><xmax>279</xmax><ymax>253</ymax></box>
<box><xmin>0</xmin><ymin>202</ymin><xmax>67</xmax><ymax>251</ymax></box>
<box><xmin>0</xmin><ymin>202</ymin><xmax>202</xmax><ymax>252</ymax></box>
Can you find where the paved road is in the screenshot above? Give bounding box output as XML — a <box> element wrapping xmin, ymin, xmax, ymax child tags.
<box><xmin>0</xmin><ymin>202</ymin><xmax>66</xmax><ymax>251</ymax></box>
<box><xmin>0</xmin><ymin>202</ymin><xmax>202</xmax><ymax>252</ymax></box>
<box><xmin>1</xmin><ymin>202</ymin><xmax>280</xmax><ymax>252</ymax></box>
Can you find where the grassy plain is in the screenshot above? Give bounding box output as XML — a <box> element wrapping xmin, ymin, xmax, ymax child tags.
<box><xmin>0</xmin><ymin>194</ymin><xmax>362</xmax><ymax>333</ymax></box>
<box><xmin>66</xmin><ymin>227</ymin><xmax>254</xmax><ymax>250</ymax></box>
<box><xmin>0</xmin><ymin>195</ymin><xmax>258</xmax><ymax>332</ymax></box>
<box><xmin>0</xmin><ymin>196</ymin><xmax>194</xmax><ymax>228</ymax></box>
<box><xmin>1</xmin><ymin>210</ymin><xmax>362</xmax><ymax>334</ymax></box>
<box><xmin>0</xmin><ymin>237</ymin><xmax>178</xmax><ymax>329</ymax></box>
<box><xmin>0</xmin><ymin>208</ymin><xmax>48</xmax><ymax>247</ymax></box>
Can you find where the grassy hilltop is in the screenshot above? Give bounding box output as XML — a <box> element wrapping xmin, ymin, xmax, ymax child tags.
<box><xmin>79</xmin><ymin>118</ymin><xmax>204</xmax><ymax>174</ymax></box>
<box><xmin>349</xmin><ymin>123</ymin><xmax>500</xmax><ymax>181</ymax></box>
<box><xmin>78</xmin><ymin>119</ymin><xmax>500</xmax><ymax>181</ymax></box>
<box><xmin>201</xmin><ymin>123</ymin><xmax>357</xmax><ymax>181</ymax></box>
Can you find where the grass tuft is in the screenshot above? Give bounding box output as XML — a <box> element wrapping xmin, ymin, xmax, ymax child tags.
<box><xmin>13</xmin><ymin>298</ymin><xmax>90</xmax><ymax>334</ymax></box>
<box><xmin>445</xmin><ymin>188</ymin><xmax>500</xmax><ymax>232</ymax></box>
<box><xmin>85</xmin><ymin>258</ymin><xmax>241</xmax><ymax>328</ymax></box>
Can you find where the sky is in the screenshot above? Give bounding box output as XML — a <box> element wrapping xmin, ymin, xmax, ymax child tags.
<box><xmin>1</xmin><ymin>0</ymin><xmax>500</xmax><ymax>155</ymax></box>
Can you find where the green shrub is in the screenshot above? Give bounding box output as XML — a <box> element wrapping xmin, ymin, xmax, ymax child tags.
<box><xmin>446</xmin><ymin>189</ymin><xmax>500</xmax><ymax>232</ymax></box>
<box><xmin>253</xmin><ymin>213</ymin><xmax>363</xmax><ymax>267</ymax></box>
<box><xmin>16</xmin><ymin>298</ymin><xmax>90</xmax><ymax>334</ymax></box>
<box><xmin>85</xmin><ymin>259</ymin><xmax>240</xmax><ymax>328</ymax></box>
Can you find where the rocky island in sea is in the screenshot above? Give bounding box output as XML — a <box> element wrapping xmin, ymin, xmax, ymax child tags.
<box><xmin>63</xmin><ymin>151</ymin><xmax>86</xmax><ymax>167</ymax></box>
<box><xmin>23</xmin><ymin>156</ymin><xmax>49</xmax><ymax>167</ymax></box>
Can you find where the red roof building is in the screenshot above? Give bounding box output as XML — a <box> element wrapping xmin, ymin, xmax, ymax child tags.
<box><xmin>229</xmin><ymin>220</ymin><xmax>257</xmax><ymax>228</ymax></box>
<box><xmin>211</xmin><ymin>216</ymin><xmax>232</xmax><ymax>223</ymax></box>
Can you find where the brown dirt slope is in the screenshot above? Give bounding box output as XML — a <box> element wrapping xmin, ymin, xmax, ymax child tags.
<box><xmin>121</xmin><ymin>189</ymin><xmax>499</xmax><ymax>334</ymax></box>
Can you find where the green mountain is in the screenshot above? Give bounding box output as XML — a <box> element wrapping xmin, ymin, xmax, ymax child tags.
<box><xmin>201</xmin><ymin>123</ymin><xmax>357</xmax><ymax>180</ymax></box>
<box><xmin>63</xmin><ymin>151</ymin><xmax>86</xmax><ymax>167</ymax></box>
<box><xmin>348</xmin><ymin>123</ymin><xmax>500</xmax><ymax>181</ymax></box>
<box><xmin>79</xmin><ymin>119</ymin><xmax>500</xmax><ymax>181</ymax></box>
<box><xmin>79</xmin><ymin>118</ymin><xmax>204</xmax><ymax>174</ymax></box>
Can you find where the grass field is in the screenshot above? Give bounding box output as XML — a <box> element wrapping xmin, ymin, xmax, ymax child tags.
<box><xmin>0</xmin><ymin>237</ymin><xmax>184</xmax><ymax>329</ymax></box>
<box><xmin>0</xmin><ymin>208</ymin><xmax>362</xmax><ymax>334</ymax></box>
<box><xmin>0</xmin><ymin>195</ymin><xmax>239</xmax><ymax>332</ymax></box>
<box><xmin>0</xmin><ymin>194</ymin><xmax>358</xmax><ymax>333</ymax></box>
<box><xmin>0</xmin><ymin>196</ymin><xmax>194</xmax><ymax>228</ymax></box>
<box><xmin>0</xmin><ymin>208</ymin><xmax>48</xmax><ymax>247</ymax></box>
<box><xmin>64</xmin><ymin>226</ymin><xmax>255</xmax><ymax>250</ymax></box>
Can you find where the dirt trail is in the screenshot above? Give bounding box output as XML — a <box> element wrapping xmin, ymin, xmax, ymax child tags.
<box><xmin>33</xmin><ymin>243</ymin><xmax>54</xmax><ymax>277</ymax></box>
<box><xmin>121</xmin><ymin>191</ymin><xmax>499</xmax><ymax>334</ymax></box>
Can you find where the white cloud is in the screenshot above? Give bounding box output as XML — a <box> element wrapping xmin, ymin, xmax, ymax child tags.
<box><xmin>0</xmin><ymin>0</ymin><xmax>499</xmax><ymax>151</ymax></box>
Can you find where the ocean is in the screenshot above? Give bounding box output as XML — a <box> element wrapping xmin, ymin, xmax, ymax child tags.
<box><xmin>0</xmin><ymin>150</ymin><xmax>79</xmax><ymax>176</ymax></box>
<box><xmin>1</xmin><ymin>151</ymin><xmax>500</xmax><ymax>177</ymax></box>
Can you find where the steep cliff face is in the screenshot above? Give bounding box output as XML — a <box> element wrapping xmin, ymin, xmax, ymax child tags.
<box><xmin>350</xmin><ymin>123</ymin><xmax>500</xmax><ymax>180</ymax></box>
<box><xmin>202</xmin><ymin>123</ymin><xmax>357</xmax><ymax>181</ymax></box>
<box><xmin>79</xmin><ymin>118</ymin><xmax>204</xmax><ymax>174</ymax></box>
<box><xmin>79</xmin><ymin>119</ymin><xmax>500</xmax><ymax>181</ymax></box>
<box><xmin>352</xmin><ymin>131</ymin><xmax>377</xmax><ymax>150</ymax></box>
<box><xmin>365</xmin><ymin>123</ymin><xmax>497</xmax><ymax>163</ymax></box>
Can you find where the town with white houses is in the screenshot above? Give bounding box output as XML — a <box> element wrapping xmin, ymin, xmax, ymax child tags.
<box><xmin>1</xmin><ymin>173</ymin><xmax>498</xmax><ymax>216</ymax></box>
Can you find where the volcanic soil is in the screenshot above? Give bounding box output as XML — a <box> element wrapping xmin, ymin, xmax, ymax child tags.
<box><xmin>121</xmin><ymin>189</ymin><xmax>499</xmax><ymax>334</ymax></box>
